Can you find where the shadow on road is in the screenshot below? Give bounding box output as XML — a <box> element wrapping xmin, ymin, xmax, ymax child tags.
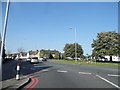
<box><xmin>20</xmin><ymin>61</ymin><xmax>52</xmax><ymax>76</ymax></box>
<box><xmin>2</xmin><ymin>60</ymin><xmax>52</xmax><ymax>81</ymax></box>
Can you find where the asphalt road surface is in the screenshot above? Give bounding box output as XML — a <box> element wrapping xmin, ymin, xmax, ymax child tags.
<box><xmin>22</xmin><ymin>60</ymin><xmax>119</xmax><ymax>89</ymax></box>
<box><xmin>2</xmin><ymin>60</ymin><xmax>120</xmax><ymax>89</ymax></box>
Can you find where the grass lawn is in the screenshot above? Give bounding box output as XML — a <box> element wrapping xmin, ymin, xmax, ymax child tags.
<box><xmin>53</xmin><ymin>60</ymin><xmax>120</xmax><ymax>67</ymax></box>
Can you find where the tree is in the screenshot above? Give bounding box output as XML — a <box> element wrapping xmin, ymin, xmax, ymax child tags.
<box><xmin>40</xmin><ymin>49</ymin><xmax>50</xmax><ymax>58</ymax></box>
<box><xmin>91</xmin><ymin>31</ymin><xmax>120</xmax><ymax>61</ymax></box>
<box><xmin>6</xmin><ymin>49</ymin><xmax>11</xmax><ymax>55</ymax></box>
<box><xmin>17</xmin><ymin>47</ymin><xmax>25</xmax><ymax>58</ymax></box>
<box><xmin>63</xmin><ymin>43</ymin><xmax>83</xmax><ymax>59</ymax></box>
<box><xmin>54</xmin><ymin>52</ymin><xmax>59</xmax><ymax>59</ymax></box>
<box><xmin>49</xmin><ymin>53</ymin><xmax>54</xmax><ymax>59</ymax></box>
<box><xmin>17</xmin><ymin>47</ymin><xmax>25</xmax><ymax>53</ymax></box>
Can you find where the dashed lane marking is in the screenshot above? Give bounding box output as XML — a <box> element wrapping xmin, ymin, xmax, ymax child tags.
<box><xmin>33</xmin><ymin>64</ymin><xmax>38</xmax><ymax>65</ymax></box>
<box><xmin>42</xmin><ymin>69</ymin><xmax>49</xmax><ymax>72</ymax></box>
<box><xmin>57</xmin><ymin>70</ymin><xmax>68</xmax><ymax>73</ymax></box>
<box><xmin>108</xmin><ymin>74</ymin><xmax>120</xmax><ymax>77</ymax></box>
<box><xmin>78</xmin><ymin>72</ymin><xmax>92</xmax><ymax>75</ymax></box>
<box><xmin>34</xmin><ymin>66</ymin><xmax>44</xmax><ymax>68</ymax></box>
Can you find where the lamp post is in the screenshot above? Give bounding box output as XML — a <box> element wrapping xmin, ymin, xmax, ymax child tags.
<box><xmin>69</xmin><ymin>27</ymin><xmax>77</xmax><ymax>62</ymax></box>
<box><xmin>0</xmin><ymin>0</ymin><xmax>10</xmax><ymax>61</ymax></box>
<box><xmin>0</xmin><ymin>0</ymin><xmax>10</xmax><ymax>88</ymax></box>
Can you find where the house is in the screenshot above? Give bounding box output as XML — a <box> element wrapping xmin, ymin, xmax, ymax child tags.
<box><xmin>112</xmin><ymin>56</ymin><xmax>120</xmax><ymax>62</ymax></box>
<box><xmin>19</xmin><ymin>52</ymin><xmax>28</xmax><ymax>59</ymax></box>
<box><xmin>48</xmin><ymin>50</ymin><xmax>61</xmax><ymax>59</ymax></box>
<box><xmin>95</xmin><ymin>55</ymin><xmax>120</xmax><ymax>62</ymax></box>
<box><xmin>29</xmin><ymin>50</ymin><xmax>39</xmax><ymax>58</ymax></box>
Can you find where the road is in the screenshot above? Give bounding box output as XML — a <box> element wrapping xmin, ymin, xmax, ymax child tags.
<box><xmin>2</xmin><ymin>60</ymin><xmax>18</xmax><ymax>81</ymax></box>
<box><xmin>2</xmin><ymin>60</ymin><xmax>120</xmax><ymax>89</ymax></box>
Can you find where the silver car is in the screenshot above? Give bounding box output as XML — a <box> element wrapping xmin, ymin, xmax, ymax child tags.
<box><xmin>30</xmin><ymin>57</ymin><xmax>39</xmax><ymax>64</ymax></box>
<box><xmin>38</xmin><ymin>58</ymin><xmax>43</xmax><ymax>63</ymax></box>
<box><xmin>26</xmin><ymin>58</ymin><xmax>31</xmax><ymax>62</ymax></box>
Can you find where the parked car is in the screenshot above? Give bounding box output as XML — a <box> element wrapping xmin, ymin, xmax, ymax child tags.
<box><xmin>26</xmin><ymin>58</ymin><xmax>31</xmax><ymax>62</ymax></box>
<box><xmin>42</xmin><ymin>57</ymin><xmax>47</xmax><ymax>61</ymax></box>
<box><xmin>18</xmin><ymin>58</ymin><xmax>22</xmax><ymax>60</ymax></box>
<box><xmin>30</xmin><ymin>57</ymin><xmax>39</xmax><ymax>64</ymax></box>
<box><xmin>38</xmin><ymin>58</ymin><xmax>43</xmax><ymax>63</ymax></box>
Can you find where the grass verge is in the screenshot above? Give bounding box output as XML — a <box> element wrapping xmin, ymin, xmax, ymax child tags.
<box><xmin>53</xmin><ymin>60</ymin><xmax>120</xmax><ymax>67</ymax></box>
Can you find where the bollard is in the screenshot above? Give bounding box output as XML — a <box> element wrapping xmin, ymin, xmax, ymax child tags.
<box><xmin>17</xmin><ymin>63</ymin><xmax>20</xmax><ymax>71</ymax></box>
<box><xmin>16</xmin><ymin>63</ymin><xmax>20</xmax><ymax>80</ymax></box>
<box><xmin>16</xmin><ymin>74</ymin><xmax>19</xmax><ymax>80</ymax></box>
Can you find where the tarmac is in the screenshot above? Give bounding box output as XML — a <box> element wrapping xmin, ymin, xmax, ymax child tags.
<box><xmin>2</xmin><ymin>75</ymin><xmax>30</xmax><ymax>90</ymax></box>
<box><xmin>2</xmin><ymin>59</ymin><xmax>31</xmax><ymax>90</ymax></box>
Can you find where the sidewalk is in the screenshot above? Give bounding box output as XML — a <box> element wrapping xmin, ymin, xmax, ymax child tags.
<box><xmin>2</xmin><ymin>75</ymin><xmax>30</xmax><ymax>90</ymax></box>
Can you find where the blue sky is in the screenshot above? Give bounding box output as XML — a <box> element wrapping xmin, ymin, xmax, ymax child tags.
<box><xmin>2</xmin><ymin>2</ymin><xmax>118</xmax><ymax>55</ymax></box>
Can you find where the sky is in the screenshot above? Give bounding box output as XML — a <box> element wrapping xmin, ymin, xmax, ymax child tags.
<box><xmin>1</xmin><ymin>2</ymin><xmax>118</xmax><ymax>55</ymax></box>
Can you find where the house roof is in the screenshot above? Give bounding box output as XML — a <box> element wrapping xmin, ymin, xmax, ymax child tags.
<box><xmin>29</xmin><ymin>51</ymin><xmax>38</xmax><ymax>55</ymax></box>
<box><xmin>20</xmin><ymin>52</ymin><xmax>27</xmax><ymax>56</ymax></box>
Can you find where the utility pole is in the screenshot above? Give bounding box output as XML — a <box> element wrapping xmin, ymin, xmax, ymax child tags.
<box><xmin>69</xmin><ymin>27</ymin><xmax>77</xmax><ymax>62</ymax></box>
<box><xmin>0</xmin><ymin>0</ymin><xmax>10</xmax><ymax>61</ymax></box>
<box><xmin>75</xmin><ymin>28</ymin><xmax>77</xmax><ymax>62</ymax></box>
<box><xmin>0</xmin><ymin>0</ymin><xmax>10</xmax><ymax>65</ymax></box>
<box><xmin>0</xmin><ymin>0</ymin><xmax>10</xmax><ymax>84</ymax></box>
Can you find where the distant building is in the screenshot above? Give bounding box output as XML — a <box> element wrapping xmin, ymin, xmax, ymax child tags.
<box><xmin>104</xmin><ymin>56</ymin><xmax>120</xmax><ymax>62</ymax></box>
<box><xmin>95</xmin><ymin>55</ymin><xmax>120</xmax><ymax>62</ymax></box>
<box><xmin>29</xmin><ymin>50</ymin><xmax>39</xmax><ymax>58</ymax></box>
<box><xmin>19</xmin><ymin>52</ymin><xmax>28</xmax><ymax>59</ymax></box>
<box><xmin>48</xmin><ymin>50</ymin><xmax>60</xmax><ymax>59</ymax></box>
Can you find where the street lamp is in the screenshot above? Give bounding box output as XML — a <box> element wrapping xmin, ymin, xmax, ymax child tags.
<box><xmin>0</xmin><ymin>0</ymin><xmax>10</xmax><ymax>60</ymax></box>
<box><xmin>0</xmin><ymin>0</ymin><xmax>10</xmax><ymax>84</ymax></box>
<box><xmin>69</xmin><ymin>27</ymin><xmax>77</xmax><ymax>62</ymax></box>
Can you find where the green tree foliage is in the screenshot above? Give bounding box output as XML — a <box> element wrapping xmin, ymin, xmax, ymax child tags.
<box><xmin>91</xmin><ymin>31</ymin><xmax>120</xmax><ymax>60</ymax></box>
<box><xmin>49</xmin><ymin>53</ymin><xmax>54</xmax><ymax>59</ymax></box>
<box><xmin>40</xmin><ymin>49</ymin><xmax>50</xmax><ymax>58</ymax></box>
<box><xmin>39</xmin><ymin>49</ymin><xmax>60</xmax><ymax>59</ymax></box>
<box><xmin>63</xmin><ymin>43</ymin><xmax>83</xmax><ymax>59</ymax></box>
<box><xmin>54</xmin><ymin>52</ymin><xmax>59</xmax><ymax>59</ymax></box>
<box><xmin>17</xmin><ymin>47</ymin><xmax>25</xmax><ymax>53</ymax></box>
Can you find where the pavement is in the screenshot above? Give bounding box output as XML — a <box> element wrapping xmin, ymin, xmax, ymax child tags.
<box><xmin>2</xmin><ymin>75</ymin><xmax>30</xmax><ymax>90</ymax></box>
<box><xmin>2</xmin><ymin>60</ymin><xmax>31</xmax><ymax>90</ymax></box>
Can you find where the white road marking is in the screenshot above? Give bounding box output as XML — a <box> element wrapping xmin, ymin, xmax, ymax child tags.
<box><xmin>57</xmin><ymin>70</ymin><xmax>68</xmax><ymax>73</ymax></box>
<box><xmin>34</xmin><ymin>66</ymin><xmax>43</xmax><ymax>68</ymax></box>
<box><xmin>96</xmin><ymin>75</ymin><xmax>120</xmax><ymax>89</ymax></box>
<box><xmin>42</xmin><ymin>69</ymin><xmax>49</xmax><ymax>72</ymax></box>
<box><xmin>108</xmin><ymin>74</ymin><xmax>120</xmax><ymax>77</ymax></box>
<box><xmin>78</xmin><ymin>72</ymin><xmax>92</xmax><ymax>75</ymax></box>
<box><xmin>33</xmin><ymin>64</ymin><xmax>38</xmax><ymax>65</ymax></box>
